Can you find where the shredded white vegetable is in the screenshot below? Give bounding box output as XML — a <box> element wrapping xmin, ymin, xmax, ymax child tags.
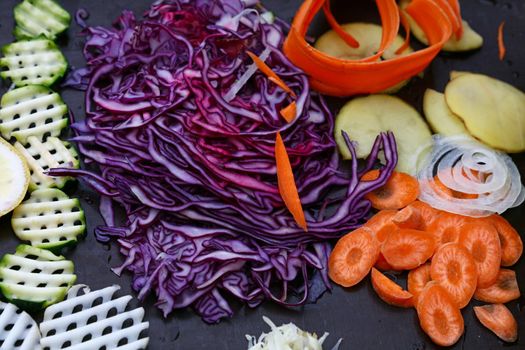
<box><xmin>246</xmin><ymin>316</ymin><xmax>342</xmax><ymax>350</ymax></box>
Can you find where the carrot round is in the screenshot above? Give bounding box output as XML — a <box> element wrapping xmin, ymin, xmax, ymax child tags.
<box><xmin>427</xmin><ymin>212</ymin><xmax>471</xmax><ymax>248</ymax></box>
<box><xmin>275</xmin><ymin>132</ymin><xmax>307</xmax><ymax>231</ymax></box>
<box><xmin>362</xmin><ymin>170</ymin><xmax>420</xmax><ymax>210</ymax></box>
<box><xmin>416</xmin><ymin>282</ymin><xmax>464</xmax><ymax>347</ymax></box>
<box><xmin>485</xmin><ymin>215</ymin><xmax>523</xmax><ymax>266</ymax></box>
<box><xmin>474</xmin><ymin>304</ymin><xmax>517</xmax><ymax>343</ymax></box>
<box><xmin>371</xmin><ymin>268</ymin><xmax>414</xmax><ymax>308</ymax></box>
<box><xmin>498</xmin><ymin>21</ymin><xmax>506</xmax><ymax>61</ymax></box>
<box><xmin>381</xmin><ymin>229</ymin><xmax>436</xmax><ymax>270</ymax></box>
<box><xmin>474</xmin><ymin>269</ymin><xmax>521</xmax><ymax>304</ymax></box>
<box><xmin>329</xmin><ymin>227</ymin><xmax>380</xmax><ymax>287</ymax></box>
<box><xmin>408</xmin><ymin>262</ymin><xmax>432</xmax><ymax>304</ymax></box>
<box><xmin>374</xmin><ymin>253</ymin><xmax>395</xmax><ymax>271</ymax></box>
<box><xmin>364</xmin><ymin>209</ymin><xmax>398</xmax><ymax>243</ymax></box>
<box><xmin>393</xmin><ymin>201</ymin><xmax>440</xmax><ymax>231</ymax></box>
<box><xmin>430</xmin><ymin>243</ymin><xmax>478</xmax><ymax>309</ymax></box>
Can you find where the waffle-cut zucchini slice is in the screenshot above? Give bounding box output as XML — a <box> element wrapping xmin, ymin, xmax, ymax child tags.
<box><xmin>14</xmin><ymin>136</ymin><xmax>79</xmax><ymax>190</ymax></box>
<box><xmin>0</xmin><ymin>301</ymin><xmax>41</xmax><ymax>350</ymax></box>
<box><xmin>0</xmin><ymin>245</ymin><xmax>76</xmax><ymax>312</ymax></box>
<box><xmin>40</xmin><ymin>285</ymin><xmax>150</xmax><ymax>350</ymax></box>
<box><xmin>0</xmin><ymin>39</ymin><xmax>68</xmax><ymax>87</ymax></box>
<box><xmin>12</xmin><ymin>188</ymin><xmax>85</xmax><ymax>252</ymax></box>
<box><xmin>14</xmin><ymin>0</ymin><xmax>71</xmax><ymax>40</ymax></box>
<box><xmin>0</xmin><ymin>85</ymin><xmax>68</xmax><ymax>143</ymax></box>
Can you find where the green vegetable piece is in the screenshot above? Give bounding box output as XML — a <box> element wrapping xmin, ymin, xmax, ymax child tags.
<box><xmin>14</xmin><ymin>0</ymin><xmax>71</xmax><ymax>40</ymax></box>
<box><xmin>0</xmin><ymin>244</ymin><xmax>76</xmax><ymax>312</ymax></box>
<box><xmin>0</xmin><ymin>85</ymin><xmax>68</xmax><ymax>143</ymax></box>
<box><xmin>0</xmin><ymin>39</ymin><xmax>68</xmax><ymax>87</ymax></box>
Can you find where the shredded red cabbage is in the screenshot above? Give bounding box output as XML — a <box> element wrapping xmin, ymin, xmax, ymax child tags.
<box><xmin>53</xmin><ymin>0</ymin><xmax>398</xmax><ymax>323</ymax></box>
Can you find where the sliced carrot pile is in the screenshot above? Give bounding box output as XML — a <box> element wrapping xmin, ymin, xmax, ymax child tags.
<box><xmin>408</xmin><ymin>263</ymin><xmax>431</xmax><ymax>303</ymax></box>
<box><xmin>371</xmin><ymin>268</ymin><xmax>413</xmax><ymax>308</ymax></box>
<box><xmin>362</xmin><ymin>170</ymin><xmax>419</xmax><ymax>210</ymax></box>
<box><xmin>416</xmin><ymin>282</ymin><xmax>464</xmax><ymax>347</ymax></box>
<box><xmin>364</xmin><ymin>209</ymin><xmax>398</xmax><ymax>243</ymax></box>
<box><xmin>427</xmin><ymin>212</ymin><xmax>470</xmax><ymax>247</ymax></box>
<box><xmin>381</xmin><ymin>229</ymin><xmax>436</xmax><ymax>270</ymax></box>
<box><xmin>498</xmin><ymin>21</ymin><xmax>506</xmax><ymax>61</ymax></box>
<box><xmin>430</xmin><ymin>243</ymin><xmax>478</xmax><ymax>308</ymax></box>
<box><xmin>329</xmin><ymin>227</ymin><xmax>380</xmax><ymax>287</ymax></box>
<box><xmin>393</xmin><ymin>201</ymin><xmax>440</xmax><ymax>231</ymax></box>
<box><xmin>474</xmin><ymin>269</ymin><xmax>521</xmax><ymax>304</ymax></box>
<box><xmin>485</xmin><ymin>214</ymin><xmax>523</xmax><ymax>266</ymax></box>
<box><xmin>459</xmin><ymin>222</ymin><xmax>501</xmax><ymax>288</ymax></box>
<box><xmin>474</xmin><ymin>304</ymin><xmax>517</xmax><ymax>343</ymax></box>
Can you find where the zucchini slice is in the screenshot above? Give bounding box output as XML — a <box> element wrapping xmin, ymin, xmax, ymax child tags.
<box><xmin>0</xmin><ymin>85</ymin><xmax>68</xmax><ymax>143</ymax></box>
<box><xmin>12</xmin><ymin>188</ymin><xmax>85</xmax><ymax>252</ymax></box>
<box><xmin>0</xmin><ymin>39</ymin><xmax>68</xmax><ymax>87</ymax></box>
<box><xmin>14</xmin><ymin>0</ymin><xmax>71</xmax><ymax>40</ymax></box>
<box><xmin>0</xmin><ymin>301</ymin><xmax>41</xmax><ymax>350</ymax></box>
<box><xmin>0</xmin><ymin>244</ymin><xmax>76</xmax><ymax>312</ymax></box>
<box><xmin>40</xmin><ymin>285</ymin><xmax>150</xmax><ymax>349</ymax></box>
<box><xmin>14</xmin><ymin>136</ymin><xmax>79</xmax><ymax>190</ymax></box>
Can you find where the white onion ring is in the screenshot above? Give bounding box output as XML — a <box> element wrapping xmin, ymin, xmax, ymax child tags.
<box><xmin>416</xmin><ymin>135</ymin><xmax>524</xmax><ymax>217</ymax></box>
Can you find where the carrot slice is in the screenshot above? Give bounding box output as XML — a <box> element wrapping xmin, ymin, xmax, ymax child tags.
<box><xmin>427</xmin><ymin>212</ymin><xmax>471</xmax><ymax>247</ymax></box>
<box><xmin>280</xmin><ymin>101</ymin><xmax>297</xmax><ymax>123</ymax></box>
<box><xmin>408</xmin><ymin>262</ymin><xmax>432</xmax><ymax>303</ymax></box>
<box><xmin>247</xmin><ymin>51</ymin><xmax>297</xmax><ymax>98</ymax></box>
<box><xmin>430</xmin><ymin>243</ymin><xmax>478</xmax><ymax>309</ymax></box>
<box><xmin>275</xmin><ymin>132</ymin><xmax>307</xmax><ymax>231</ymax></box>
<box><xmin>498</xmin><ymin>21</ymin><xmax>506</xmax><ymax>61</ymax></box>
<box><xmin>371</xmin><ymin>268</ymin><xmax>414</xmax><ymax>307</ymax></box>
<box><xmin>364</xmin><ymin>210</ymin><xmax>398</xmax><ymax>243</ymax></box>
<box><xmin>485</xmin><ymin>215</ymin><xmax>523</xmax><ymax>266</ymax></box>
<box><xmin>474</xmin><ymin>269</ymin><xmax>521</xmax><ymax>304</ymax></box>
<box><xmin>375</xmin><ymin>253</ymin><xmax>395</xmax><ymax>271</ymax></box>
<box><xmin>393</xmin><ymin>201</ymin><xmax>440</xmax><ymax>231</ymax></box>
<box><xmin>474</xmin><ymin>304</ymin><xmax>517</xmax><ymax>343</ymax></box>
<box><xmin>416</xmin><ymin>282</ymin><xmax>464</xmax><ymax>347</ymax></box>
<box><xmin>362</xmin><ymin>170</ymin><xmax>419</xmax><ymax>210</ymax></box>
<box><xmin>459</xmin><ymin>222</ymin><xmax>501</xmax><ymax>288</ymax></box>
<box><xmin>382</xmin><ymin>229</ymin><xmax>436</xmax><ymax>270</ymax></box>
<box><xmin>329</xmin><ymin>227</ymin><xmax>381</xmax><ymax>287</ymax></box>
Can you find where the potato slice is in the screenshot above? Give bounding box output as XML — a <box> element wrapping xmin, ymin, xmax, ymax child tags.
<box><xmin>423</xmin><ymin>89</ymin><xmax>469</xmax><ymax>137</ymax></box>
<box><xmin>450</xmin><ymin>71</ymin><xmax>471</xmax><ymax>80</ymax></box>
<box><xmin>400</xmin><ymin>0</ymin><xmax>483</xmax><ymax>52</ymax></box>
<box><xmin>445</xmin><ymin>73</ymin><xmax>525</xmax><ymax>152</ymax></box>
<box><xmin>335</xmin><ymin>95</ymin><xmax>432</xmax><ymax>174</ymax></box>
<box><xmin>314</xmin><ymin>22</ymin><xmax>413</xmax><ymax>93</ymax></box>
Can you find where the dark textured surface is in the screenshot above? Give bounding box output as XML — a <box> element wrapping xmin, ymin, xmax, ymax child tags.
<box><xmin>0</xmin><ymin>0</ymin><xmax>524</xmax><ymax>349</ymax></box>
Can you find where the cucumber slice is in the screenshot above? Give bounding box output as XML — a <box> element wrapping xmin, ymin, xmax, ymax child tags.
<box><xmin>12</xmin><ymin>188</ymin><xmax>85</xmax><ymax>252</ymax></box>
<box><xmin>0</xmin><ymin>137</ymin><xmax>30</xmax><ymax>218</ymax></box>
<box><xmin>14</xmin><ymin>0</ymin><xmax>71</xmax><ymax>40</ymax></box>
<box><xmin>40</xmin><ymin>285</ymin><xmax>150</xmax><ymax>350</ymax></box>
<box><xmin>0</xmin><ymin>301</ymin><xmax>41</xmax><ymax>350</ymax></box>
<box><xmin>14</xmin><ymin>136</ymin><xmax>79</xmax><ymax>190</ymax></box>
<box><xmin>0</xmin><ymin>85</ymin><xmax>68</xmax><ymax>143</ymax></box>
<box><xmin>0</xmin><ymin>245</ymin><xmax>76</xmax><ymax>312</ymax></box>
<box><xmin>423</xmin><ymin>89</ymin><xmax>469</xmax><ymax>137</ymax></box>
<box><xmin>0</xmin><ymin>39</ymin><xmax>67</xmax><ymax>87</ymax></box>
<box><xmin>334</xmin><ymin>95</ymin><xmax>432</xmax><ymax>175</ymax></box>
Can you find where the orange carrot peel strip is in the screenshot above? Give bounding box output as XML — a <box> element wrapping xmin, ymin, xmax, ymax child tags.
<box><xmin>323</xmin><ymin>0</ymin><xmax>360</xmax><ymax>48</ymax></box>
<box><xmin>247</xmin><ymin>51</ymin><xmax>297</xmax><ymax>98</ymax></box>
<box><xmin>395</xmin><ymin>6</ymin><xmax>411</xmax><ymax>55</ymax></box>
<box><xmin>283</xmin><ymin>0</ymin><xmax>458</xmax><ymax>96</ymax></box>
<box><xmin>280</xmin><ymin>101</ymin><xmax>297</xmax><ymax>123</ymax></box>
<box><xmin>498</xmin><ymin>21</ymin><xmax>506</xmax><ymax>61</ymax></box>
<box><xmin>275</xmin><ymin>132</ymin><xmax>308</xmax><ymax>231</ymax></box>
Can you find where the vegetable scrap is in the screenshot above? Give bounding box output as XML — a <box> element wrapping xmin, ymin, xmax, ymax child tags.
<box><xmin>498</xmin><ymin>21</ymin><xmax>506</xmax><ymax>61</ymax></box>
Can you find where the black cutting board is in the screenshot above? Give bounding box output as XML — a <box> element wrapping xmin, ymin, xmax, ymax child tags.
<box><xmin>0</xmin><ymin>0</ymin><xmax>523</xmax><ymax>349</ymax></box>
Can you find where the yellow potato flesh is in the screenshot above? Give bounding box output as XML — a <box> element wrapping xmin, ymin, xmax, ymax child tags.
<box><xmin>423</xmin><ymin>89</ymin><xmax>469</xmax><ymax>137</ymax></box>
<box><xmin>335</xmin><ymin>95</ymin><xmax>432</xmax><ymax>175</ymax></box>
<box><xmin>445</xmin><ymin>73</ymin><xmax>525</xmax><ymax>152</ymax></box>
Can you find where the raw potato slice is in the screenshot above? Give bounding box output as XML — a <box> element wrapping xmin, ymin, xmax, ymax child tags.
<box><xmin>0</xmin><ymin>302</ymin><xmax>41</xmax><ymax>350</ymax></box>
<box><xmin>40</xmin><ymin>284</ymin><xmax>150</xmax><ymax>350</ymax></box>
<box><xmin>0</xmin><ymin>244</ymin><xmax>76</xmax><ymax>312</ymax></box>
<box><xmin>0</xmin><ymin>39</ymin><xmax>68</xmax><ymax>87</ymax></box>
<box><xmin>445</xmin><ymin>73</ymin><xmax>525</xmax><ymax>152</ymax></box>
<box><xmin>12</xmin><ymin>188</ymin><xmax>85</xmax><ymax>252</ymax></box>
<box><xmin>335</xmin><ymin>95</ymin><xmax>432</xmax><ymax>174</ymax></box>
<box><xmin>14</xmin><ymin>136</ymin><xmax>79</xmax><ymax>190</ymax></box>
<box><xmin>14</xmin><ymin>0</ymin><xmax>71</xmax><ymax>40</ymax></box>
<box><xmin>0</xmin><ymin>85</ymin><xmax>68</xmax><ymax>143</ymax></box>
<box><xmin>0</xmin><ymin>138</ymin><xmax>30</xmax><ymax>217</ymax></box>
<box><xmin>423</xmin><ymin>89</ymin><xmax>469</xmax><ymax>137</ymax></box>
<box><xmin>315</xmin><ymin>22</ymin><xmax>414</xmax><ymax>93</ymax></box>
<box><xmin>400</xmin><ymin>0</ymin><xmax>483</xmax><ymax>52</ymax></box>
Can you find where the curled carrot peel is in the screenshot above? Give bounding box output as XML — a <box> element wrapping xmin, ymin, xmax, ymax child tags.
<box><xmin>246</xmin><ymin>51</ymin><xmax>297</xmax><ymax>98</ymax></box>
<box><xmin>275</xmin><ymin>132</ymin><xmax>307</xmax><ymax>231</ymax></box>
<box><xmin>323</xmin><ymin>0</ymin><xmax>360</xmax><ymax>48</ymax></box>
<box><xmin>280</xmin><ymin>101</ymin><xmax>297</xmax><ymax>123</ymax></box>
<box><xmin>447</xmin><ymin>0</ymin><xmax>464</xmax><ymax>38</ymax></box>
<box><xmin>396</xmin><ymin>7</ymin><xmax>411</xmax><ymax>55</ymax></box>
<box><xmin>498</xmin><ymin>21</ymin><xmax>506</xmax><ymax>61</ymax></box>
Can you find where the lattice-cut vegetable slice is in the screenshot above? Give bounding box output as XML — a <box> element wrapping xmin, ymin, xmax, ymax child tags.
<box><xmin>12</xmin><ymin>188</ymin><xmax>85</xmax><ymax>252</ymax></box>
<box><xmin>0</xmin><ymin>245</ymin><xmax>76</xmax><ymax>312</ymax></box>
<box><xmin>0</xmin><ymin>137</ymin><xmax>30</xmax><ymax>218</ymax></box>
<box><xmin>0</xmin><ymin>301</ymin><xmax>42</xmax><ymax>350</ymax></box>
<box><xmin>40</xmin><ymin>284</ymin><xmax>150</xmax><ymax>350</ymax></box>
<box><xmin>0</xmin><ymin>85</ymin><xmax>68</xmax><ymax>143</ymax></box>
<box><xmin>0</xmin><ymin>39</ymin><xmax>68</xmax><ymax>87</ymax></box>
<box><xmin>14</xmin><ymin>136</ymin><xmax>79</xmax><ymax>190</ymax></box>
<box><xmin>14</xmin><ymin>0</ymin><xmax>71</xmax><ymax>40</ymax></box>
